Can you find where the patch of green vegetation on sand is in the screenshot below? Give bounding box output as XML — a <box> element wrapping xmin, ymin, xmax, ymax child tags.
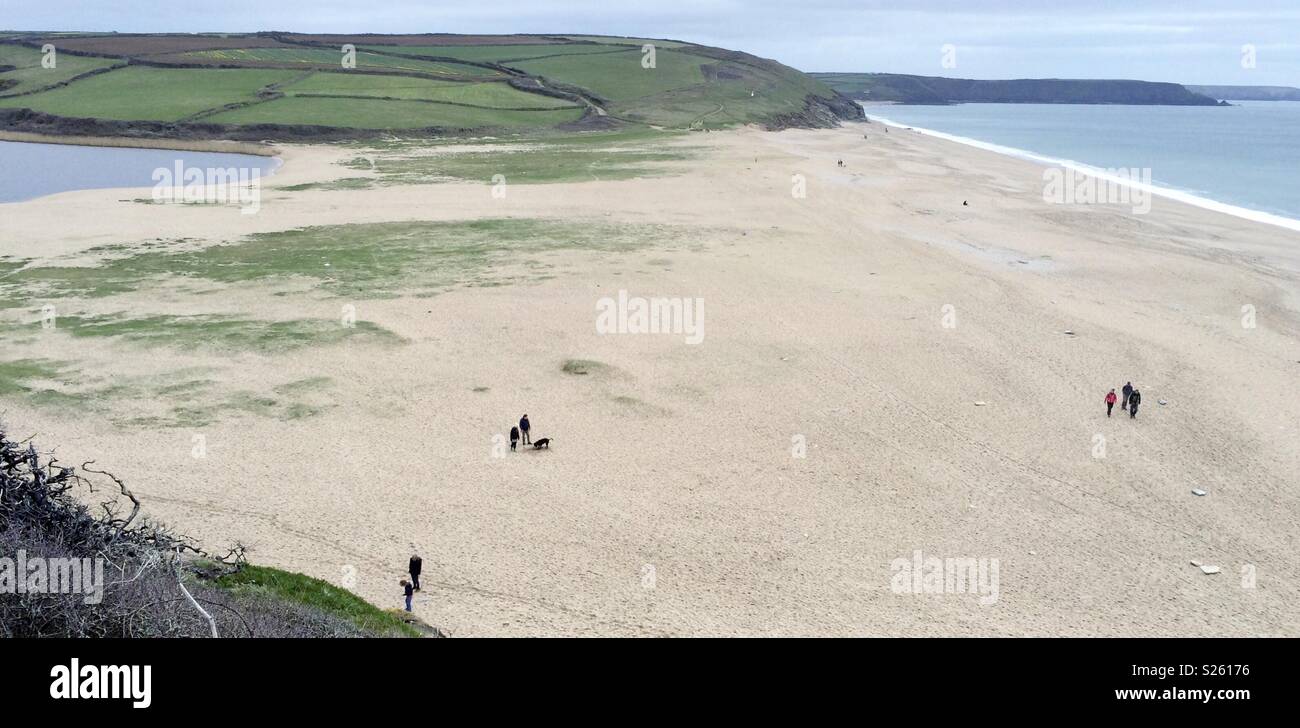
<box><xmin>4</xmin><ymin>219</ymin><xmax>679</xmax><ymax>301</ymax></box>
<box><xmin>277</xmin><ymin>176</ymin><xmax>377</xmax><ymax>192</ymax></box>
<box><xmin>610</xmin><ymin>393</ymin><xmax>671</xmax><ymax>416</ymax></box>
<box><xmin>561</xmin><ymin>358</ymin><xmax>611</xmax><ymax>376</ymax></box>
<box><xmin>0</xmin><ymin>358</ymin><xmax>127</xmax><ymax>412</ymax></box>
<box><xmin>213</xmin><ymin>565</ymin><xmax>422</xmax><ymax>637</ymax></box>
<box><xmin>0</xmin><ymin>356</ymin><xmax>342</xmax><ymax>428</ymax></box>
<box><xmin>0</xmin><ymin>358</ymin><xmax>70</xmax><ymax>396</ymax></box>
<box><xmin>130</xmin><ymin>387</ymin><xmax>336</xmax><ymax>429</ymax></box>
<box><xmin>0</xmin><ymin>258</ymin><xmax>26</xmax><ymax>309</ymax></box>
<box><xmin>341</xmin><ymin>128</ymin><xmax>696</xmax><ymax>185</ymax></box>
<box><xmin>54</xmin><ymin>314</ymin><xmax>404</xmax><ymax>353</ymax></box>
<box><xmin>273</xmin><ymin>376</ymin><xmax>334</xmax><ymax>395</ymax></box>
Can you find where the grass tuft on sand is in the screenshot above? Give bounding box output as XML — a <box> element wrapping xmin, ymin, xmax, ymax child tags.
<box><xmin>561</xmin><ymin>358</ymin><xmax>611</xmax><ymax>376</ymax></box>
<box><xmin>325</xmin><ymin>128</ymin><xmax>697</xmax><ymax>187</ymax></box>
<box><xmin>53</xmin><ymin>314</ymin><xmax>404</xmax><ymax>353</ymax></box>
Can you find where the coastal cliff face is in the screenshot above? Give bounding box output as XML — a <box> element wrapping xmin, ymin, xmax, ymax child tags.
<box><xmin>813</xmin><ymin>73</ymin><xmax>1225</xmax><ymax>106</ymax></box>
<box><xmin>1187</xmin><ymin>84</ymin><xmax>1300</xmax><ymax>101</ymax></box>
<box><xmin>763</xmin><ymin>91</ymin><xmax>865</xmax><ymax>130</ymax></box>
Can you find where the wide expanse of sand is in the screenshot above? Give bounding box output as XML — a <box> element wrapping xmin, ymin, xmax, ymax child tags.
<box><xmin>3</xmin><ymin>123</ymin><xmax>1298</xmax><ymax>636</ymax></box>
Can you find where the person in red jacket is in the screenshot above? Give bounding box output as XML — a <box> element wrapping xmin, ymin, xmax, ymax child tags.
<box><xmin>1105</xmin><ymin>389</ymin><xmax>1117</xmax><ymax>417</ymax></box>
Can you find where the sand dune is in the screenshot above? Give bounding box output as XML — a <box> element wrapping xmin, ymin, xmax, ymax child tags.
<box><xmin>2</xmin><ymin>124</ymin><xmax>1297</xmax><ymax>636</ymax></box>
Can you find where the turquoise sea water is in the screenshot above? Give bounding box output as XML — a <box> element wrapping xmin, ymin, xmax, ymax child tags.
<box><xmin>0</xmin><ymin>140</ymin><xmax>279</xmax><ymax>204</ymax></box>
<box><xmin>860</xmin><ymin>101</ymin><xmax>1300</xmax><ymax>227</ymax></box>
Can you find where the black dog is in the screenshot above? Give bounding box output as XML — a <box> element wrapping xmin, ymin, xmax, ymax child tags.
<box><xmin>532</xmin><ymin>438</ymin><xmax>551</xmax><ymax>450</ymax></box>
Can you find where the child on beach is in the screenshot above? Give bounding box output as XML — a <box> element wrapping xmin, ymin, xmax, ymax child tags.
<box><xmin>401</xmin><ymin>579</ymin><xmax>413</xmax><ymax>612</ymax></box>
<box><xmin>510</xmin><ymin>426</ymin><xmax>519</xmax><ymax>451</ymax></box>
<box><xmin>1105</xmin><ymin>389</ymin><xmax>1117</xmax><ymax>417</ymax></box>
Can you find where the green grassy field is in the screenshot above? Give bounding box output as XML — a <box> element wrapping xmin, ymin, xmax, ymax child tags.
<box><xmin>361</xmin><ymin>43</ymin><xmax>636</xmax><ymax>64</ymax></box>
<box><xmin>0</xmin><ymin>33</ymin><xmax>854</xmax><ymax>134</ymax></box>
<box><xmin>205</xmin><ymin>95</ymin><xmax>583</xmax><ymax>128</ymax></box>
<box><xmin>0</xmin><ymin>44</ymin><xmax>122</xmax><ymax>96</ymax></box>
<box><xmin>559</xmin><ymin>35</ymin><xmax>690</xmax><ymax>48</ymax></box>
<box><xmin>512</xmin><ymin>47</ymin><xmax>705</xmax><ymax>102</ymax></box>
<box><xmin>0</xmin><ymin>66</ymin><xmax>296</xmax><ymax>120</ymax></box>
<box><xmin>181</xmin><ymin>47</ymin><xmax>502</xmax><ymax>79</ymax></box>
<box><xmin>281</xmin><ymin>71</ymin><xmax>577</xmax><ymax>109</ymax></box>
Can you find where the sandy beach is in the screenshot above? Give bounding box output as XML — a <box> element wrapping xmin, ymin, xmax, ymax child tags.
<box><xmin>2</xmin><ymin>122</ymin><xmax>1298</xmax><ymax>636</ymax></box>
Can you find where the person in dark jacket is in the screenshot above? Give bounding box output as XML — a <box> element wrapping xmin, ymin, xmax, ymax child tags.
<box><xmin>1129</xmin><ymin>389</ymin><xmax>1141</xmax><ymax>418</ymax></box>
<box><xmin>408</xmin><ymin>554</ymin><xmax>422</xmax><ymax>591</ymax></box>
<box><xmin>509</xmin><ymin>426</ymin><xmax>519</xmax><ymax>451</ymax></box>
<box><xmin>401</xmin><ymin>579</ymin><xmax>413</xmax><ymax>612</ymax></box>
<box><xmin>1121</xmin><ymin>382</ymin><xmax>1133</xmax><ymax>410</ymax></box>
<box><xmin>1105</xmin><ymin>389</ymin><xmax>1117</xmax><ymax>417</ymax></box>
<box><xmin>519</xmin><ymin>415</ymin><xmax>531</xmax><ymax>446</ymax></box>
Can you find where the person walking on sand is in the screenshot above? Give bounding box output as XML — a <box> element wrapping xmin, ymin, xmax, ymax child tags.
<box><xmin>510</xmin><ymin>426</ymin><xmax>519</xmax><ymax>452</ymax></box>
<box><xmin>1105</xmin><ymin>389</ymin><xmax>1117</xmax><ymax>417</ymax></box>
<box><xmin>519</xmin><ymin>415</ymin><xmax>531</xmax><ymax>446</ymax></box>
<box><xmin>408</xmin><ymin>554</ymin><xmax>422</xmax><ymax>591</ymax></box>
<box><xmin>1121</xmin><ymin>382</ymin><xmax>1133</xmax><ymax>410</ymax></box>
<box><xmin>1129</xmin><ymin>389</ymin><xmax>1142</xmax><ymax>419</ymax></box>
<box><xmin>400</xmin><ymin>579</ymin><xmax>413</xmax><ymax>612</ymax></box>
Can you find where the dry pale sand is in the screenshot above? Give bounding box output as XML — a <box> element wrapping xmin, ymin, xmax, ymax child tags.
<box><xmin>2</xmin><ymin>124</ymin><xmax>1298</xmax><ymax>636</ymax></box>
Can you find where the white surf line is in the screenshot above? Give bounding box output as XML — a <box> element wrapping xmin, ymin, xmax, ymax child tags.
<box><xmin>864</xmin><ymin>112</ymin><xmax>1300</xmax><ymax>234</ymax></box>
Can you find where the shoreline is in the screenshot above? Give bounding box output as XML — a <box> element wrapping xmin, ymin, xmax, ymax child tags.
<box><xmin>0</xmin><ymin>134</ymin><xmax>287</xmax><ymax>206</ymax></box>
<box><xmin>862</xmin><ymin>111</ymin><xmax>1300</xmax><ymax>234</ymax></box>
<box><xmin>0</xmin><ymin>130</ymin><xmax>281</xmax><ymax>157</ymax></box>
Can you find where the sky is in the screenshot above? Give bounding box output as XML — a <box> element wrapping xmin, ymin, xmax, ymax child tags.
<box><xmin>4</xmin><ymin>0</ymin><xmax>1298</xmax><ymax>86</ymax></box>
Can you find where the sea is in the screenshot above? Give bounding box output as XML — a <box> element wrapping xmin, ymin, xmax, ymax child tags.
<box><xmin>859</xmin><ymin>100</ymin><xmax>1300</xmax><ymax>232</ymax></box>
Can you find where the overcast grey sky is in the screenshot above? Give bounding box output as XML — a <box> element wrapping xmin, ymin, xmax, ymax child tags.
<box><xmin>5</xmin><ymin>1</ymin><xmax>1298</xmax><ymax>85</ymax></box>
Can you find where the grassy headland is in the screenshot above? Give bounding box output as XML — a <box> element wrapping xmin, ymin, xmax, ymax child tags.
<box><xmin>0</xmin><ymin>32</ymin><xmax>862</xmax><ymax>140</ymax></box>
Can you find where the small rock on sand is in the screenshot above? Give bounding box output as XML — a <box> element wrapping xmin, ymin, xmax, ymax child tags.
<box><xmin>1192</xmin><ymin>489</ymin><xmax>1207</xmax><ymax>496</ymax></box>
<box><xmin>974</xmin><ymin>401</ymin><xmax>987</xmax><ymax>406</ymax></box>
<box><xmin>1200</xmin><ymin>565</ymin><xmax>1221</xmax><ymax>575</ymax></box>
